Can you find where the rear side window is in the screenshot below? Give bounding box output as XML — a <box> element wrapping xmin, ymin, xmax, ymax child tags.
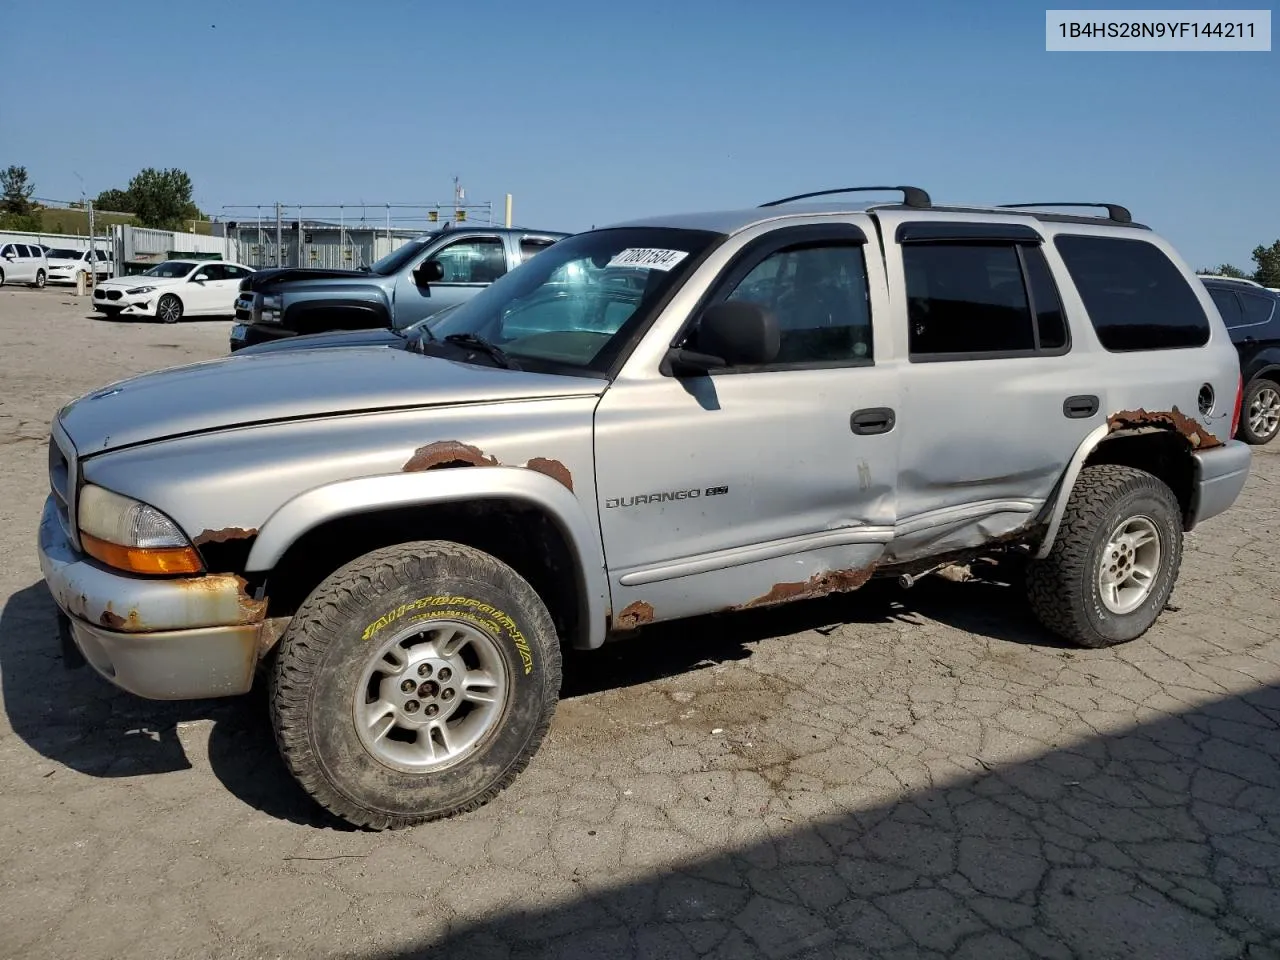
<box><xmin>902</xmin><ymin>241</ymin><xmax>1068</xmax><ymax>358</ymax></box>
<box><xmin>1239</xmin><ymin>292</ymin><xmax>1277</xmax><ymax>326</ymax></box>
<box><xmin>1207</xmin><ymin>288</ymin><xmax>1244</xmax><ymax>327</ymax></box>
<box><xmin>1055</xmin><ymin>235</ymin><xmax>1210</xmax><ymax>351</ymax></box>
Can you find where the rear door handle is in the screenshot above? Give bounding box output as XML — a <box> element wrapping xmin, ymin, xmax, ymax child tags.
<box><xmin>1063</xmin><ymin>395</ymin><xmax>1100</xmax><ymax>419</ymax></box>
<box><xmin>850</xmin><ymin>407</ymin><xmax>896</xmax><ymax>435</ymax></box>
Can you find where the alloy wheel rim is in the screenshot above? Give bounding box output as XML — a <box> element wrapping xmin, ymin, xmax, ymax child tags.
<box><xmin>1097</xmin><ymin>515</ymin><xmax>1162</xmax><ymax>615</ymax></box>
<box><xmin>1249</xmin><ymin>386</ymin><xmax>1280</xmax><ymax>439</ymax></box>
<box><xmin>353</xmin><ymin>618</ymin><xmax>509</xmax><ymax>773</ymax></box>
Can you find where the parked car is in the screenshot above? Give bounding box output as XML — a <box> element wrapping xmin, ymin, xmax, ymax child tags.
<box><xmin>1201</xmin><ymin>276</ymin><xmax>1280</xmax><ymax>444</ymax></box>
<box><xmin>45</xmin><ymin>247</ymin><xmax>113</xmax><ymax>285</ymax></box>
<box><xmin>234</xmin><ymin>303</ymin><xmax>464</xmax><ymax>356</ymax></box>
<box><xmin>229</xmin><ymin>226</ymin><xmax>568</xmax><ymax>351</ymax></box>
<box><xmin>93</xmin><ymin>259</ymin><xmax>255</xmax><ymax>322</ymax></box>
<box><xmin>39</xmin><ymin>187</ymin><xmax>1251</xmax><ymax>829</ymax></box>
<box><xmin>0</xmin><ymin>241</ymin><xmax>48</xmax><ymax>287</ymax></box>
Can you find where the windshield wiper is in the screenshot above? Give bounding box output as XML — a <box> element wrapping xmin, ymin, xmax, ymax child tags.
<box><xmin>442</xmin><ymin>333</ymin><xmax>520</xmax><ymax>370</ymax></box>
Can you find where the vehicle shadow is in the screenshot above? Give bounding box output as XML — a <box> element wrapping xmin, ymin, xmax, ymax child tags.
<box><xmin>368</xmin><ymin>681</ymin><xmax>1280</xmax><ymax>959</ymax></box>
<box><xmin>0</xmin><ymin>580</ymin><xmax>350</xmax><ymax>829</ymax></box>
<box><xmin>0</xmin><ymin>564</ymin><xmax>1062</xmax><ymax>829</ymax></box>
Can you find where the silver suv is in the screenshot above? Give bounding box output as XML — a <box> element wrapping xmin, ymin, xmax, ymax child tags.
<box><xmin>37</xmin><ymin>187</ymin><xmax>1251</xmax><ymax>829</ymax></box>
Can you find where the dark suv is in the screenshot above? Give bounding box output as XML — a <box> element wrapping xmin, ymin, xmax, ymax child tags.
<box><xmin>1201</xmin><ymin>276</ymin><xmax>1280</xmax><ymax>444</ymax></box>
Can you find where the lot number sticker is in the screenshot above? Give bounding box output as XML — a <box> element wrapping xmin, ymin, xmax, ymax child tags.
<box><xmin>607</xmin><ymin>248</ymin><xmax>689</xmax><ymax>271</ymax></box>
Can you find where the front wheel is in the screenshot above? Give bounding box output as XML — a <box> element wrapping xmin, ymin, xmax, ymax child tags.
<box><xmin>32</xmin><ymin>269</ymin><xmax>46</xmax><ymax>289</ymax></box>
<box><xmin>1239</xmin><ymin>378</ymin><xmax>1280</xmax><ymax>445</ymax></box>
<box><xmin>1026</xmin><ymin>465</ymin><xmax>1182</xmax><ymax>648</ymax></box>
<box><xmin>271</xmin><ymin>541</ymin><xmax>562</xmax><ymax>830</ymax></box>
<box><xmin>157</xmin><ymin>294</ymin><xmax>183</xmax><ymax>324</ymax></box>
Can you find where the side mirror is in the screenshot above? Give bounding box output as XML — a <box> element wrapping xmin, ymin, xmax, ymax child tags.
<box><xmin>414</xmin><ymin>259</ymin><xmax>445</xmax><ymax>286</ymax></box>
<box><xmin>191</xmin><ymin>276</ymin><xmax>206</xmax><ymax>284</ymax></box>
<box><xmin>664</xmin><ymin>301</ymin><xmax>781</xmax><ymax>375</ymax></box>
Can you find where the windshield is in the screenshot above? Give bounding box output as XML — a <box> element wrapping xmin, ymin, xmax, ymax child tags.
<box><xmin>46</xmin><ymin>248</ymin><xmax>79</xmax><ymax>259</ymax></box>
<box><xmin>368</xmin><ymin>235</ymin><xmax>439</xmax><ymax>276</ymax></box>
<box><xmin>426</xmin><ymin>227</ymin><xmax>720</xmax><ymax>375</ymax></box>
<box><xmin>142</xmin><ymin>261</ymin><xmax>196</xmax><ymax>278</ymax></box>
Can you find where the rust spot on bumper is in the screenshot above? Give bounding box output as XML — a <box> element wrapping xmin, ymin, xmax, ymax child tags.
<box><xmin>403</xmin><ymin>440</ymin><xmax>499</xmax><ymax>472</ymax></box>
<box><xmin>99</xmin><ymin>606</ymin><xmax>135</xmax><ymax>630</ymax></box>
<box><xmin>738</xmin><ymin>567</ymin><xmax>875</xmax><ymax>610</ymax></box>
<box><xmin>615</xmin><ymin>601</ymin><xmax>654</xmax><ymax>629</ymax></box>
<box><xmin>192</xmin><ymin>526</ymin><xmax>258</xmax><ymax>547</ymax></box>
<box><xmin>525</xmin><ymin>457</ymin><xmax>574</xmax><ymax>492</ymax></box>
<box><xmin>1107</xmin><ymin>407</ymin><xmax>1222</xmax><ymax>450</ymax></box>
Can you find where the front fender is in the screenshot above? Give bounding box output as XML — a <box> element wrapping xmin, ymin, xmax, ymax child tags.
<box><xmin>245</xmin><ymin>466</ymin><xmax>611</xmax><ymax>649</ymax></box>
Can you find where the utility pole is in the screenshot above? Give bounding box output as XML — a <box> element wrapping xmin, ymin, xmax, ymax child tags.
<box><xmin>275</xmin><ymin>202</ymin><xmax>282</xmax><ymax>268</ymax></box>
<box><xmin>87</xmin><ymin>200</ymin><xmax>96</xmax><ymax>290</ymax></box>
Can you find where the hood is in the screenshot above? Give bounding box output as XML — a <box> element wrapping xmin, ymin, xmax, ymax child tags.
<box><xmin>240</xmin><ymin>266</ymin><xmax>368</xmax><ymax>292</ymax></box>
<box><xmin>96</xmin><ymin>274</ymin><xmax>182</xmax><ymax>290</ymax></box>
<box><xmin>237</xmin><ymin>327</ymin><xmax>405</xmax><ymax>355</ymax></box>
<box><xmin>58</xmin><ymin>347</ymin><xmax>607</xmax><ymax>455</ymax></box>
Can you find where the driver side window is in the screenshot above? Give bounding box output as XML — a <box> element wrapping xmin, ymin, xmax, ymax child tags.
<box><xmin>720</xmin><ymin>242</ymin><xmax>873</xmax><ymax>366</ymax></box>
<box><xmin>429</xmin><ymin>238</ymin><xmax>508</xmax><ymax>284</ymax></box>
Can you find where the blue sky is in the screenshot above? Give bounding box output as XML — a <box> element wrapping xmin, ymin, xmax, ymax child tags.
<box><xmin>3</xmin><ymin>0</ymin><xmax>1275</xmax><ymax>269</ymax></box>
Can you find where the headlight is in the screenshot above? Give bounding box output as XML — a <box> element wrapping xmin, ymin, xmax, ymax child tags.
<box><xmin>77</xmin><ymin>484</ymin><xmax>203</xmax><ymax>575</ymax></box>
<box><xmin>261</xmin><ymin>294</ymin><xmax>282</xmax><ymax>322</ymax></box>
<box><xmin>126</xmin><ymin>285</ymin><xmax>156</xmax><ymax>295</ymax></box>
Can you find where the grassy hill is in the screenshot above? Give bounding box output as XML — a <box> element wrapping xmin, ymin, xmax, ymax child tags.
<box><xmin>32</xmin><ymin>207</ymin><xmax>215</xmax><ymax>238</ymax></box>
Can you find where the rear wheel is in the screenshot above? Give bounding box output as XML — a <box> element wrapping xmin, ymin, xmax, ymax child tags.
<box><xmin>1027</xmin><ymin>465</ymin><xmax>1182</xmax><ymax>648</ymax></box>
<box><xmin>157</xmin><ymin>294</ymin><xmax>183</xmax><ymax>324</ymax></box>
<box><xmin>32</xmin><ymin>269</ymin><xmax>45</xmax><ymax>289</ymax></box>
<box><xmin>271</xmin><ymin>540</ymin><xmax>561</xmax><ymax>829</ymax></box>
<box><xmin>1239</xmin><ymin>378</ymin><xmax>1280</xmax><ymax>445</ymax></box>
<box><xmin>0</xmin><ymin>268</ymin><xmax>6</xmax><ymax>287</ymax></box>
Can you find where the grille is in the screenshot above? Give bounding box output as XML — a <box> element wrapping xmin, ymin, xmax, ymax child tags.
<box><xmin>106</xmin><ymin>290</ymin><xmax>122</xmax><ymax>301</ymax></box>
<box><xmin>48</xmin><ymin>424</ymin><xmax>78</xmax><ymax>544</ymax></box>
<box><xmin>94</xmin><ymin>289</ymin><xmax>105</xmax><ymax>299</ymax></box>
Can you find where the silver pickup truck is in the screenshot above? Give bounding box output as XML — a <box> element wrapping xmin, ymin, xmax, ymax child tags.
<box><xmin>38</xmin><ymin>186</ymin><xmax>1251</xmax><ymax>829</ymax></box>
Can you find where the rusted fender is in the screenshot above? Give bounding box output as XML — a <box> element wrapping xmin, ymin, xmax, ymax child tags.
<box><xmin>1107</xmin><ymin>406</ymin><xmax>1222</xmax><ymax>450</ymax></box>
<box><xmin>402</xmin><ymin>440</ymin><xmax>575</xmax><ymax>492</ymax></box>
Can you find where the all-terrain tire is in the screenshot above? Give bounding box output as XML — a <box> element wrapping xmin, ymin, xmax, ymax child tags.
<box><xmin>1026</xmin><ymin>465</ymin><xmax>1182</xmax><ymax>648</ymax></box>
<box><xmin>270</xmin><ymin>540</ymin><xmax>562</xmax><ymax>830</ymax></box>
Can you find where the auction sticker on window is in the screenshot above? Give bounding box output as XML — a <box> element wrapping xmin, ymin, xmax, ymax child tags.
<box><xmin>607</xmin><ymin>248</ymin><xmax>689</xmax><ymax>271</ymax></box>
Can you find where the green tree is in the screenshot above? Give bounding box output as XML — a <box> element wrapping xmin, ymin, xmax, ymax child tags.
<box><xmin>126</xmin><ymin>167</ymin><xmax>196</xmax><ymax>229</ymax></box>
<box><xmin>1251</xmin><ymin>241</ymin><xmax>1280</xmax><ymax>288</ymax></box>
<box><xmin>1</xmin><ymin>165</ymin><xmax>35</xmax><ymax>216</ymax></box>
<box><xmin>94</xmin><ymin>188</ymin><xmax>135</xmax><ymax>213</ymax></box>
<box><xmin>1199</xmin><ymin>263</ymin><xmax>1249</xmax><ymax>279</ymax></box>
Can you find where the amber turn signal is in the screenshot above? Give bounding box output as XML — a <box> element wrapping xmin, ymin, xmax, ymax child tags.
<box><xmin>80</xmin><ymin>532</ymin><xmax>204</xmax><ymax>575</ymax></box>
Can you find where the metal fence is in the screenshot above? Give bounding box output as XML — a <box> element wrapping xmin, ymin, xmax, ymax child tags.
<box><xmin>216</xmin><ymin>201</ymin><xmax>499</xmax><ymax>270</ymax></box>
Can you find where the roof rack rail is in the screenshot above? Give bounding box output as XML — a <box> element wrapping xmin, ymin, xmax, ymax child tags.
<box><xmin>997</xmin><ymin>202</ymin><xmax>1133</xmax><ymax>224</ymax></box>
<box><xmin>759</xmin><ymin>185</ymin><xmax>931</xmax><ymax>209</ymax></box>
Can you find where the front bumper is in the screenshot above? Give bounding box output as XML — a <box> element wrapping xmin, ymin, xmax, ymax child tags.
<box><xmin>230</xmin><ymin>322</ymin><xmax>295</xmax><ymax>351</ymax></box>
<box><xmin>1188</xmin><ymin>439</ymin><xmax>1252</xmax><ymax>531</ymax></box>
<box><xmin>37</xmin><ymin>496</ymin><xmax>264</xmax><ymax>700</ymax></box>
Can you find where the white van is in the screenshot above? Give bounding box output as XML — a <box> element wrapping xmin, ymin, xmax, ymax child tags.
<box><xmin>0</xmin><ymin>242</ymin><xmax>49</xmax><ymax>287</ymax></box>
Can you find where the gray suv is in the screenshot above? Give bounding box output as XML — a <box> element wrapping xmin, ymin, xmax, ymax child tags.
<box><xmin>230</xmin><ymin>227</ymin><xmax>567</xmax><ymax>351</ymax></box>
<box><xmin>38</xmin><ymin>186</ymin><xmax>1251</xmax><ymax>829</ymax></box>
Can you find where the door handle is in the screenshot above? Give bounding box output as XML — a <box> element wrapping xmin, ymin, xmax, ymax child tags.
<box><xmin>850</xmin><ymin>407</ymin><xmax>896</xmax><ymax>435</ymax></box>
<box><xmin>1063</xmin><ymin>395</ymin><xmax>1100</xmax><ymax>419</ymax></box>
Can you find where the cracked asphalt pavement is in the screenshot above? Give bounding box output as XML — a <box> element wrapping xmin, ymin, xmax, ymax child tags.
<box><xmin>0</xmin><ymin>287</ymin><xmax>1277</xmax><ymax>960</ymax></box>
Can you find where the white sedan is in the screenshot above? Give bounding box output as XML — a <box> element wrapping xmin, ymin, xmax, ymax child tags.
<box><xmin>45</xmin><ymin>247</ymin><xmax>113</xmax><ymax>285</ymax></box>
<box><xmin>92</xmin><ymin>259</ymin><xmax>255</xmax><ymax>323</ymax></box>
